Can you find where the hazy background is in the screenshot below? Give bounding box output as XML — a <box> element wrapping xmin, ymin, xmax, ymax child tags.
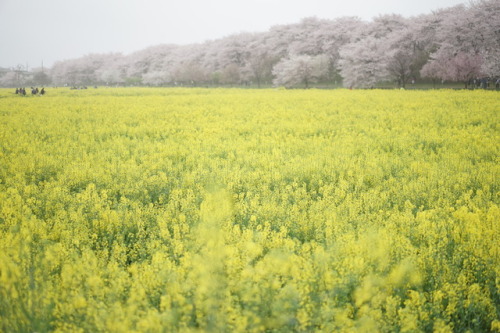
<box><xmin>0</xmin><ymin>0</ymin><xmax>466</xmax><ymax>69</ymax></box>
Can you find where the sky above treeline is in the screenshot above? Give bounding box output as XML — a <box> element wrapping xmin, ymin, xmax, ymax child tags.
<box><xmin>0</xmin><ymin>0</ymin><xmax>466</xmax><ymax>69</ymax></box>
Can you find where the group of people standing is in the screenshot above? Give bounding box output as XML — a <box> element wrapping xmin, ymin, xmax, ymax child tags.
<box><xmin>468</xmin><ymin>77</ymin><xmax>500</xmax><ymax>90</ymax></box>
<box><xmin>15</xmin><ymin>87</ymin><xmax>45</xmax><ymax>96</ymax></box>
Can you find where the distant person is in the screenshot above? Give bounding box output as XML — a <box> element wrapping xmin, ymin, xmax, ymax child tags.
<box><xmin>15</xmin><ymin>88</ymin><xmax>19</xmax><ymax>94</ymax></box>
<box><xmin>21</xmin><ymin>88</ymin><xmax>26</xmax><ymax>96</ymax></box>
<box><xmin>40</xmin><ymin>87</ymin><xmax>45</xmax><ymax>95</ymax></box>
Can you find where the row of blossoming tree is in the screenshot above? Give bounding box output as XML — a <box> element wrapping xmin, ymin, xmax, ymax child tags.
<box><xmin>1</xmin><ymin>0</ymin><xmax>498</xmax><ymax>88</ymax></box>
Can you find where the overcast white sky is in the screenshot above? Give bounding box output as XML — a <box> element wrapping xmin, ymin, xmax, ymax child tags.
<box><xmin>0</xmin><ymin>0</ymin><xmax>466</xmax><ymax>69</ymax></box>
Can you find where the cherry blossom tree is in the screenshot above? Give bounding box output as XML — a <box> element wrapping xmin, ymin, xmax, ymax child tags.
<box><xmin>420</xmin><ymin>56</ymin><xmax>447</xmax><ymax>88</ymax></box>
<box><xmin>450</xmin><ymin>52</ymin><xmax>484</xmax><ymax>86</ymax></box>
<box><xmin>244</xmin><ymin>49</ymin><xmax>277</xmax><ymax>87</ymax></box>
<box><xmin>339</xmin><ymin>37</ymin><xmax>390</xmax><ymax>88</ymax></box>
<box><xmin>50</xmin><ymin>53</ymin><xmax>122</xmax><ymax>86</ymax></box>
<box><xmin>98</xmin><ymin>68</ymin><xmax>124</xmax><ymax>85</ymax></box>
<box><xmin>142</xmin><ymin>71</ymin><xmax>170</xmax><ymax>86</ymax></box>
<box><xmin>421</xmin><ymin>48</ymin><xmax>483</xmax><ymax>88</ymax></box>
<box><xmin>383</xmin><ymin>21</ymin><xmax>432</xmax><ymax>87</ymax></box>
<box><xmin>286</xmin><ymin>17</ymin><xmax>329</xmax><ymax>56</ymax></box>
<box><xmin>0</xmin><ymin>71</ymin><xmax>19</xmax><ymax>87</ymax></box>
<box><xmin>171</xmin><ymin>62</ymin><xmax>208</xmax><ymax>86</ymax></box>
<box><xmin>124</xmin><ymin>45</ymin><xmax>178</xmax><ymax>84</ymax></box>
<box><xmin>428</xmin><ymin>0</ymin><xmax>500</xmax><ymax>79</ymax></box>
<box><xmin>315</xmin><ymin>17</ymin><xmax>366</xmax><ymax>84</ymax></box>
<box><xmin>470</xmin><ymin>0</ymin><xmax>500</xmax><ymax>77</ymax></box>
<box><xmin>272</xmin><ymin>54</ymin><xmax>329</xmax><ymax>88</ymax></box>
<box><xmin>369</xmin><ymin>14</ymin><xmax>408</xmax><ymax>38</ymax></box>
<box><xmin>386</xmin><ymin>50</ymin><xmax>414</xmax><ymax>88</ymax></box>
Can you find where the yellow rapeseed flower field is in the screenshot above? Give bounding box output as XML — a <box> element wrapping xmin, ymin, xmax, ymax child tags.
<box><xmin>0</xmin><ymin>87</ymin><xmax>498</xmax><ymax>332</ymax></box>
